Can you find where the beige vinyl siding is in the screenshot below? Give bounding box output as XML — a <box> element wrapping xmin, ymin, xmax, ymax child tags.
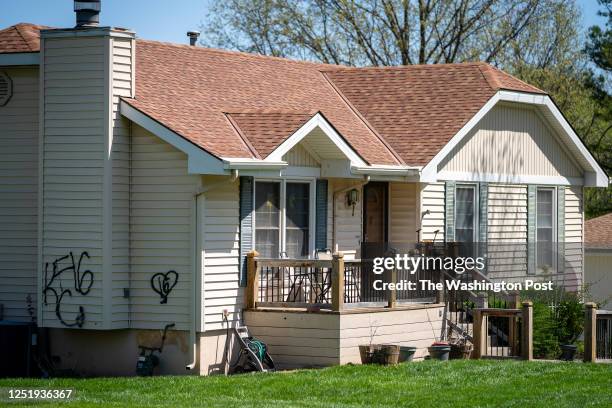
<box><xmin>245</xmin><ymin>311</ymin><xmax>340</xmax><ymax>369</ymax></box>
<box><xmin>339</xmin><ymin>307</ymin><xmax>444</xmax><ymax>363</ymax></box>
<box><xmin>440</xmin><ymin>104</ymin><xmax>582</xmax><ymax>178</ymax></box>
<box><xmin>420</xmin><ymin>183</ymin><xmax>445</xmax><ymax>242</ymax></box>
<box><xmin>564</xmin><ymin>186</ymin><xmax>583</xmax><ymax>288</ymax></box>
<box><xmin>327</xmin><ymin>179</ymin><xmax>362</xmax><ymax>259</ymax></box>
<box><xmin>244</xmin><ymin>306</ymin><xmax>444</xmax><ymax>369</ymax></box>
<box><xmin>486</xmin><ymin>184</ymin><xmax>528</xmax><ymax>280</ymax></box>
<box><xmin>389</xmin><ymin>183</ymin><xmax>418</xmax><ymax>245</ymax></box>
<box><xmin>201</xmin><ymin>176</ymin><xmax>241</xmax><ymax>331</ymax></box>
<box><xmin>129</xmin><ymin>124</ymin><xmax>200</xmax><ymax>330</ymax></box>
<box><xmin>585</xmin><ymin>252</ymin><xmax>612</xmax><ymax>308</ymax></box>
<box><xmin>110</xmin><ymin>38</ymin><xmax>133</xmax><ymax>328</ymax></box>
<box><xmin>282</xmin><ymin>144</ymin><xmax>319</xmax><ymax>167</ymax></box>
<box><xmin>41</xmin><ymin>36</ymin><xmax>107</xmax><ymax>328</ymax></box>
<box><xmin>0</xmin><ymin>67</ymin><xmax>39</xmax><ymax>322</ymax></box>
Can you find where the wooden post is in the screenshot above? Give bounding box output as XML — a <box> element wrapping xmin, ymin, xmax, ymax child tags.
<box><xmin>245</xmin><ymin>250</ymin><xmax>259</xmax><ymax>309</ymax></box>
<box><xmin>521</xmin><ymin>301</ymin><xmax>533</xmax><ymax>361</ymax></box>
<box><xmin>332</xmin><ymin>252</ymin><xmax>345</xmax><ymax>312</ymax></box>
<box><xmin>584</xmin><ymin>302</ymin><xmax>597</xmax><ymax>363</ymax></box>
<box><xmin>387</xmin><ymin>267</ymin><xmax>397</xmax><ymax>308</ymax></box>
<box><xmin>472</xmin><ymin>309</ymin><xmax>485</xmax><ymax>359</ymax></box>
<box><xmin>508</xmin><ymin>293</ymin><xmax>520</xmax><ymax>355</ymax></box>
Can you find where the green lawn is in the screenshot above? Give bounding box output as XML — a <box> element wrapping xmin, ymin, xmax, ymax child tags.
<box><xmin>1</xmin><ymin>360</ymin><xmax>611</xmax><ymax>407</ymax></box>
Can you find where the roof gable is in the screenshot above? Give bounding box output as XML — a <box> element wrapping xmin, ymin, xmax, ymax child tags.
<box><xmin>322</xmin><ymin>63</ymin><xmax>544</xmax><ymax>167</ymax></box>
<box><xmin>0</xmin><ymin>23</ymin><xmax>47</xmax><ymax>53</ymax></box>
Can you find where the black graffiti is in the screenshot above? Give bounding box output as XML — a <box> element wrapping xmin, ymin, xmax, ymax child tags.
<box><xmin>151</xmin><ymin>270</ymin><xmax>178</xmax><ymax>304</ymax></box>
<box><xmin>43</xmin><ymin>251</ymin><xmax>93</xmax><ymax>328</ymax></box>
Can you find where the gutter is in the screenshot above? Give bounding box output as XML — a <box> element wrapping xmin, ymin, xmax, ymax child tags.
<box><xmin>351</xmin><ymin>165</ymin><xmax>421</xmax><ymax>177</ymax></box>
<box><xmin>186</xmin><ymin>169</ymin><xmax>239</xmax><ymax>371</ymax></box>
<box><xmin>222</xmin><ymin>158</ymin><xmax>287</xmax><ymax>171</ymax></box>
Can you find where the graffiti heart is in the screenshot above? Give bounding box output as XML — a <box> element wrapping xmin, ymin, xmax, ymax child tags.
<box><xmin>42</xmin><ymin>251</ymin><xmax>93</xmax><ymax>328</ymax></box>
<box><xmin>151</xmin><ymin>270</ymin><xmax>179</xmax><ymax>304</ymax></box>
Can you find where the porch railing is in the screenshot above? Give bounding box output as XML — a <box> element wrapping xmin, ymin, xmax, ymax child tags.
<box><xmin>245</xmin><ymin>251</ymin><xmax>440</xmax><ymax>311</ymax></box>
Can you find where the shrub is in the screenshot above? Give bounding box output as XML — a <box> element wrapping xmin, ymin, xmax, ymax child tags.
<box><xmin>520</xmin><ymin>285</ymin><xmax>585</xmax><ymax>359</ymax></box>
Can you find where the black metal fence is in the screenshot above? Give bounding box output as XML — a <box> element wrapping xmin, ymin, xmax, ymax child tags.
<box><xmin>257</xmin><ymin>261</ymin><xmax>333</xmax><ymax>306</ymax></box>
<box><xmin>596</xmin><ymin>312</ymin><xmax>612</xmax><ymax>360</ymax></box>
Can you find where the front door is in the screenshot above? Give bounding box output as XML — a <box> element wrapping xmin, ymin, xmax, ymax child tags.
<box><xmin>363</xmin><ymin>182</ymin><xmax>387</xmax><ymax>244</ymax></box>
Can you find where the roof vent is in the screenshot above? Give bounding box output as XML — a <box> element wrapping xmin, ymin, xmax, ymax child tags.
<box><xmin>187</xmin><ymin>31</ymin><xmax>200</xmax><ymax>46</ymax></box>
<box><xmin>74</xmin><ymin>0</ymin><xmax>101</xmax><ymax>27</ymax></box>
<box><xmin>0</xmin><ymin>72</ymin><xmax>13</xmax><ymax>107</ymax></box>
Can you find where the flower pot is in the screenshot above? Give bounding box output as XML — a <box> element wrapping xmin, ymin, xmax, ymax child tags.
<box><xmin>379</xmin><ymin>344</ymin><xmax>400</xmax><ymax>365</ymax></box>
<box><xmin>359</xmin><ymin>344</ymin><xmax>400</xmax><ymax>365</ymax></box>
<box><xmin>450</xmin><ymin>343</ymin><xmax>473</xmax><ymax>359</ymax></box>
<box><xmin>428</xmin><ymin>345</ymin><xmax>451</xmax><ymax>361</ymax></box>
<box><xmin>560</xmin><ymin>344</ymin><xmax>577</xmax><ymax>361</ymax></box>
<box><xmin>359</xmin><ymin>344</ymin><xmax>382</xmax><ymax>364</ymax></box>
<box><xmin>399</xmin><ymin>346</ymin><xmax>417</xmax><ymax>362</ymax></box>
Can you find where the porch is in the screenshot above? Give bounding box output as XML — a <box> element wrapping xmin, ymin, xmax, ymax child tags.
<box><xmin>242</xmin><ymin>252</ymin><xmax>446</xmax><ymax>368</ymax></box>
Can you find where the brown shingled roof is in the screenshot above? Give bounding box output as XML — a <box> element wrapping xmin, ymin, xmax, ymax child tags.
<box><xmin>0</xmin><ymin>23</ymin><xmax>551</xmax><ymax>167</ymax></box>
<box><xmin>0</xmin><ymin>23</ymin><xmax>48</xmax><ymax>53</ymax></box>
<box><xmin>323</xmin><ymin>63</ymin><xmax>545</xmax><ymax>166</ymax></box>
<box><xmin>226</xmin><ymin>111</ymin><xmax>316</xmax><ymax>158</ymax></box>
<box><xmin>124</xmin><ymin>40</ymin><xmax>399</xmax><ymax>165</ymax></box>
<box><xmin>585</xmin><ymin>213</ymin><xmax>612</xmax><ymax>249</ymax></box>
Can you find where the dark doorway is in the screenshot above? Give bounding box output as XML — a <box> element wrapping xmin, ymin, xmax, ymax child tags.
<box><xmin>363</xmin><ymin>182</ymin><xmax>388</xmax><ymax>244</ymax></box>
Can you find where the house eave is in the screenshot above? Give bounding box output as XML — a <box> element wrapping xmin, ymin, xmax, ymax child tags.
<box><xmin>0</xmin><ymin>52</ymin><xmax>40</xmax><ymax>66</ymax></box>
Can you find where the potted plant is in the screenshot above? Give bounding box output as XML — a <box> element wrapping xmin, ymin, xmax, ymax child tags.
<box><xmin>428</xmin><ymin>341</ymin><xmax>451</xmax><ymax>361</ymax></box>
<box><xmin>359</xmin><ymin>319</ymin><xmax>382</xmax><ymax>364</ymax></box>
<box><xmin>449</xmin><ymin>335</ymin><xmax>473</xmax><ymax>359</ymax></box>
<box><xmin>399</xmin><ymin>345</ymin><xmax>417</xmax><ymax>362</ymax></box>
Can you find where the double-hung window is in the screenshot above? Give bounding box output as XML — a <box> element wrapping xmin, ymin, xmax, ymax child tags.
<box><xmin>536</xmin><ymin>187</ymin><xmax>555</xmax><ymax>271</ymax></box>
<box><xmin>455</xmin><ymin>184</ymin><xmax>477</xmax><ymax>243</ymax></box>
<box><xmin>254</xmin><ymin>180</ymin><xmax>314</xmax><ymax>258</ymax></box>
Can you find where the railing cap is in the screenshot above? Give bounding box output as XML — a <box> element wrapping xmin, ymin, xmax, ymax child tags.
<box><xmin>247</xmin><ymin>250</ymin><xmax>259</xmax><ymax>258</ymax></box>
<box><xmin>333</xmin><ymin>251</ymin><xmax>344</xmax><ymax>259</ymax></box>
<box><xmin>585</xmin><ymin>302</ymin><xmax>597</xmax><ymax>309</ymax></box>
<box><xmin>521</xmin><ymin>301</ymin><xmax>533</xmax><ymax>307</ymax></box>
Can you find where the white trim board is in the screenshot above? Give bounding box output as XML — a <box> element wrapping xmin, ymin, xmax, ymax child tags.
<box><xmin>120</xmin><ymin>101</ymin><xmax>226</xmax><ymax>175</ymax></box>
<box><xmin>266</xmin><ymin>113</ymin><xmax>368</xmax><ymax>167</ymax></box>
<box><xmin>437</xmin><ymin>171</ymin><xmax>584</xmax><ymax>186</ymax></box>
<box><xmin>420</xmin><ymin>91</ymin><xmax>609</xmax><ymax>187</ymax></box>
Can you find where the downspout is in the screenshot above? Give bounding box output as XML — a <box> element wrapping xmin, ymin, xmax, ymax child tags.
<box><xmin>186</xmin><ymin>169</ymin><xmax>239</xmax><ymax>371</ymax></box>
<box><xmin>332</xmin><ymin>175</ymin><xmax>370</xmax><ymax>252</ymax></box>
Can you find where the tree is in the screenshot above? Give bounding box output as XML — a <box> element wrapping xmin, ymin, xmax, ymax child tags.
<box><xmin>201</xmin><ymin>0</ymin><xmax>575</xmax><ymax>67</ymax></box>
<box><xmin>201</xmin><ymin>0</ymin><xmax>611</xmax><ymax>217</ymax></box>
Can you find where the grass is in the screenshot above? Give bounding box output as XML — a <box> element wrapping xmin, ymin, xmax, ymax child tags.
<box><xmin>1</xmin><ymin>360</ymin><xmax>611</xmax><ymax>407</ymax></box>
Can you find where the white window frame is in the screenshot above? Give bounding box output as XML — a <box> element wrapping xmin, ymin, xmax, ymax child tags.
<box><xmin>454</xmin><ymin>183</ymin><xmax>479</xmax><ymax>243</ymax></box>
<box><xmin>253</xmin><ymin>178</ymin><xmax>316</xmax><ymax>258</ymax></box>
<box><xmin>535</xmin><ymin>186</ymin><xmax>557</xmax><ymax>272</ymax></box>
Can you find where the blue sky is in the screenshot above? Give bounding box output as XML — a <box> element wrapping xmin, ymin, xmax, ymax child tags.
<box><xmin>0</xmin><ymin>0</ymin><xmax>607</xmax><ymax>46</ymax></box>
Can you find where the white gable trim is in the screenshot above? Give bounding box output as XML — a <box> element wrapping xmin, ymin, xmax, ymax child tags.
<box><xmin>420</xmin><ymin>91</ymin><xmax>609</xmax><ymax>187</ymax></box>
<box><xmin>266</xmin><ymin>112</ymin><xmax>368</xmax><ymax>167</ymax></box>
<box><xmin>120</xmin><ymin>101</ymin><xmax>225</xmax><ymax>175</ymax></box>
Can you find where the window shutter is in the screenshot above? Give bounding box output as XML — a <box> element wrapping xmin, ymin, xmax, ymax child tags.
<box><xmin>239</xmin><ymin>176</ymin><xmax>254</xmax><ymax>287</ymax></box>
<box><xmin>527</xmin><ymin>185</ymin><xmax>537</xmax><ymax>275</ymax></box>
<box><xmin>478</xmin><ymin>183</ymin><xmax>488</xmax><ymax>272</ymax></box>
<box><xmin>315</xmin><ymin>179</ymin><xmax>328</xmax><ymax>251</ymax></box>
<box><xmin>445</xmin><ymin>181</ymin><xmax>456</xmax><ymax>242</ymax></box>
<box><xmin>478</xmin><ymin>183</ymin><xmax>488</xmax><ymax>243</ymax></box>
<box><xmin>557</xmin><ymin>186</ymin><xmax>565</xmax><ymax>274</ymax></box>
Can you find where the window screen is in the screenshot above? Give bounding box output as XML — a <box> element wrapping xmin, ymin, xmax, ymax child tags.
<box><xmin>537</xmin><ymin>188</ymin><xmax>554</xmax><ymax>271</ymax></box>
<box><xmin>255</xmin><ymin>182</ymin><xmax>280</xmax><ymax>258</ymax></box>
<box><xmin>285</xmin><ymin>183</ymin><xmax>310</xmax><ymax>258</ymax></box>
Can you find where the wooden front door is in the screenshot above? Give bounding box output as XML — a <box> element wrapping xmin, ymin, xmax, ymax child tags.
<box><xmin>363</xmin><ymin>182</ymin><xmax>387</xmax><ymax>244</ymax></box>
